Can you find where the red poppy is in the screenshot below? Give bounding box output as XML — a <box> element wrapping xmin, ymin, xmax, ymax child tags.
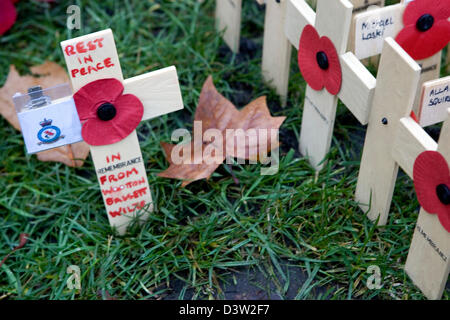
<box><xmin>73</xmin><ymin>78</ymin><xmax>144</xmax><ymax>146</ymax></box>
<box><xmin>0</xmin><ymin>0</ymin><xmax>17</xmax><ymax>36</ymax></box>
<box><xmin>0</xmin><ymin>0</ymin><xmax>54</xmax><ymax>36</ymax></box>
<box><xmin>395</xmin><ymin>0</ymin><xmax>450</xmax><ymax>60</ymax></box>
<box><xmin>413</xmin><ymin>151</ymin><xmax>450</xmax><ymax>232</ymax></box>
<box><xmin>297</xmin><ymin>24</ymin><xmax>342</xmax><ymax>95</ymax></box>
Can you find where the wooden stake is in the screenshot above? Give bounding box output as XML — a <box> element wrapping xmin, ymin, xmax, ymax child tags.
<box><xmin>355</xmin><ymin>38</ymin><xmax>421</xmax><ymax>225</ymax></box>
<box><xmin>60</xmin><ymin>29</ymin><xmax>184</xmax><ymax>234</ymax></box>
<box><xmin>261</xmin><ymin>0</ymin><xmax>292</xmax><ymax>107</ymax></box>
<box><xmin>215</xmin><ymin>0</ymin><xmax>243</xmax><ymax>53</ymax></box>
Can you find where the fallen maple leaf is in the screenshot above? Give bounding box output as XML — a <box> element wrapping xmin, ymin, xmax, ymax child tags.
<box><xmin>0</xmin><ymin>61</ymin><xmax>90</xmax><ymax>167</ymax></box>
<box><xmin>157</xmin><ymin>76</ymin><xmax>286</xmax><ymax>186</ymax></box>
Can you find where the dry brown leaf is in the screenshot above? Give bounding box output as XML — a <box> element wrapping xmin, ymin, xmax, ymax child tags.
<box><xmin>158</xmin><ymin>76</ymin><xmax>286</xmax><ymax>186</ymax></box>
<box><xmin>0</xmin><ymin>61</ymin><xmax>90</xmax><ymax>167</ymax></box>
<box><xmin>159</xmin><ymin>140</ymin><xmax>222</xmax><ymax>187</ymax></box>
<box><xmin>226</xmin><ymin>96</ymin><xmax>285</xmax><ymax>161</ymax></box>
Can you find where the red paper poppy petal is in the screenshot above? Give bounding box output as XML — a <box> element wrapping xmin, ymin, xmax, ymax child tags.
<box><xmin>299</xmin><ymin>25</ymin><xmax>320</xmax><ymax>51</ymax></box>
<box><xmin>109</xmin><ymin>94</ymin><xmax>144</xmax><ymax>141</ymax></box>
<box><xmin>299</xmin><ymin>53</ymin><xmax>325</xmax><ymax>91</ymax></box>
<box><xmin>81</xmin><ymin>94</ymin><xmax>143</xmax><ymax>146</ymax></box>
<box><xmin>396</xmin><ymin>22</ymin><xmax>450</xmax><ymax>60</ymax></box>
<box><xmin>81</xmin><ymin>118</ymin><xmax>106</xmax><ymax>146</ymax></box>
<box><xmin>413</xmin><ymin>151</ymin><xmax>450</xmax><ymax>214</ymax></box>
<box><xmin>320</xmin><ymin>36</ymin><xmax>342</xmax><ymax>95</ymax></box>
<box><xmin>403</xmin><ymin>0</ymin><xmax>450</xmax><ymax>26</ymax></box>
<box><xmin>73</xmin><ymin>78</ymin><xmax>124</xmax><ymax>120</ymax></box>
<box><xmin>298</xmin><ymin>25</ymin><xmax>325</xmax><ymax>91</ymax></box>
<box><xmin>413</xmin><ymin>21</ymin><xmax>450</xmax><ymax>60</ymax></box>
<box><xmin>0</xmin><ymin>0</ymin><xmax>17</xmax><ymax>36</ymax></box>
<box><xmin>437</xmin><ymin>207</ymin><xmax>450</xmax><ymax>233</ymax></box>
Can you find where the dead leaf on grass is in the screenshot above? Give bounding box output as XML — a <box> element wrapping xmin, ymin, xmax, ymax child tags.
<box><xmin>158</xmin><ymin>76</ymin><xmax>286</xmax><ymax>186</ymax></box>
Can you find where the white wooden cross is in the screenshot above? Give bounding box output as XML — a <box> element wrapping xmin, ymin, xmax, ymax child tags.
<box><xmin>405</xmin><ymin>111</ymin><xmax>450</xmax><ymax>300</ymax></box>
<box><xmin>216</xmin><ymin>0</ymin><xmax>383</xmax><ymax>107</ymax></box>
<box><xmin>284</xmin><ymin>0</ymin><xmax>376</xmax><ymax>170</ymax></box>
<box><xmin>263</xmin><ymin>0</ymin><xmax>385</xmax><ymax>107</ymax></box>
<box><xmin>355</xmin><ymin>37</ymin><xmax>449</xmax><ymax>226</ymax></box>
<box><xmin>272</xmin><ymin>0</ymin><xmax>384</xmax><ymax>106</ymax></box>
<box><xmin>266</xmin><ymin>0</ymin><xmax>385</xmax><ymax>107</ymax></box>
<box><xmin>352</xmin><ymin>0</ymin><xmax>443</xmax><ymax>113</ymax></box>
<box><xmin>60</xmin><ymin>29</ymin><xmax>184</xmax><ymax>235</ymax></box>
<box><xmin>355</xmin><ymin>37</ymin><xmax>449</xmax><ymax>299</ymax></box>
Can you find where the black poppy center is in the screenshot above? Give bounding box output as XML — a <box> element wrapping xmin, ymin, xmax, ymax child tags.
<box><xmin>97</xmin><ymin>103</ymin><xmax>117</xmax><ymax>121</ymax></box>
<box><xmin>436</xmin><ymin>184</ymin><xmax>450</xmax><ymax>205</ymax></box>
<box><xmin>416</xmin><ymin>14</ymin><xmax>434</xmax><ymax>32</ymax></box>
<box><xmin>316</xmin><ymin>51</ymin><xmax>329</xmax><ymax>70</ymax></box>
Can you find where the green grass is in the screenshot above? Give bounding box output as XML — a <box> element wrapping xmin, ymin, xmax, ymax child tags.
<box><xmin>0</xmin><ymin>0</ymin><xmax>448</xmax><ymax>300</ymax></box>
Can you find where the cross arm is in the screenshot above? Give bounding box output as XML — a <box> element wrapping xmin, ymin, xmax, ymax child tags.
<box><xmin>123</xmin><ymin>66</ymin><xmax>184</xmax><ymax>121</ymax></box>
<box><xmin>285</xmin><ymin>0</ymin><xmax>316</xmax><ymax>49</ymax></box>
<box><xmin>392</xmin><ymin>116</ymin><xmax>438</xmax><ymax>178</ymax></box>
<box><xmin>285</xmin><ymin>0</ymin><xmax>374</xmax><ymax>124</ymax></box>
<box><xmin>337</xmin><ymin>52</ymin><xmax>376</xmax><ymax>124</ymax></box>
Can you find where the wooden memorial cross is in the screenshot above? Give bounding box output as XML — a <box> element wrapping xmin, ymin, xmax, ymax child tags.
<box><xmin>262</xmin><ymin>0</ymin><xmax>384</xmax><ymax>107</ymax></box>
<box><xmin>262</xmin><ymin>0</ymin><xmax>383</xmax><ymax>107</ymax></box>
<box><xmin>352</xmin><ymin>0</ymin><xmax>444</xmax><ymax>113</ymax></box>
<box><xmin>60</xmin><ymin>29</ymin><xmax>184</xmax><ymax>235</ymax></box>
<box><xmin>355</xmin><ymin>37</ymin><xmax>449</xmax><ymax>299</ymax></box>
<box><xmin>404</xmin><ymin>110</ymin><xmax>450</xmax><ymax>300</ymax></box>
<box><xmin>284</xmin><ymin>0</ymin><xmax>376</xmax><ymax>170</ymax></box>
<box><xmin>355</xmin><ymin>37</ymin><xmax>449</xmax><ymax>226</ymax></box>
<box><xmin>216</xmin><ymin>0</ymin><xmax>381</xmax><ymax>107</ymax></box>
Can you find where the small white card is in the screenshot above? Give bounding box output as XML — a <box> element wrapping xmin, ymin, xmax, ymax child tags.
<box><xmin>354</xmin><ymin>4</ymin><xmax>404</xmax><ymax>60</ymax></box>
<box><xmin>418</xmin><ymin>77</ymin><xmax>450</xmax><ymax>127</ymax></box>
<box><xmin>18</xmin><ymin>97</ymin><xmax>83</xmax><ymax>154</ymax></box>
